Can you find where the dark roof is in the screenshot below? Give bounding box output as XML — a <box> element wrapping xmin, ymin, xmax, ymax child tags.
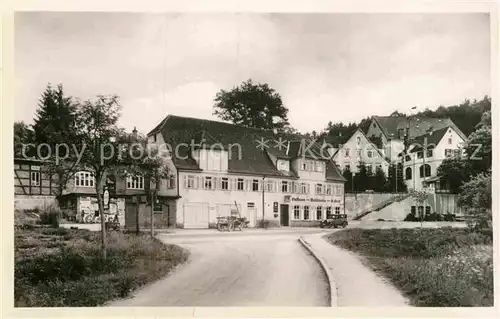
<box><xmin>373</xmin><ymin>116</ymin><xmax>465</xmax><ymax>141</ymax></box>
<box><xmin>408</xmin><ymin>126</ymin><xmax>450</xmax><ymax>153</ymax></box>
<box><xmin>154</xmin><ymin>115</ymin><xmax>345</xmax><ymax>181</ymax></box>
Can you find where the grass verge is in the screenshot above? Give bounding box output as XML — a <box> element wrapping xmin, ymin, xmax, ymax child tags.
<box><xmin>325</xmin><ymin>227</ymin><xmax>493</xmax><ymax>306</ymax></box>
<box><xmin>15</xmin><ymin>226</ymin><xmax>189</xmax><ymax>307</ymax></box>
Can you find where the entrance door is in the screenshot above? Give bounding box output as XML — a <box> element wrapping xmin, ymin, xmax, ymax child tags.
<box><xmin>280</xmin><ymin>204</ymin><xmax>290</xmax><ymax>226</ymax></box>
<box><xmin>125</xmin><ymin>202</ymin><xmax>136</xmax><ymax>230</ymax></box>
<box><xmin>183</xmin><ymin>203</ymin><xmax>209</xmax><ymax>229</ymax></box>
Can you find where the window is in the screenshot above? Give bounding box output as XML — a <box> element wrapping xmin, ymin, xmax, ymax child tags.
<box><xmin>419</xmin><ymin>164</ymin><xmax>431</xmax><ymax>178</ymax></box>
<box><xmin>356</xmin><ymin>150</ymin><xmax>361</xmax><ymax>158</ymax></box>
<box><xmin>344</xmin><ymin>149</ymin><xmax>350</xmax><ymax>157</ymax></box>
<box><xmin>265</xmin><ymin>180</ymin><xmax>274</xmax><ymax>192</ymax></box>
<box><xmin>303</xmin><ymin>206</ymin><xmax>310</xmax><ymax>220</ymax></box>
<box><xmin>186</xmin><ymin>175</ymin><xmax>195</xmax><ymax>188</ymax></box>
<box><xmin>252</xmin><ymin>179</ymin><xmax>259</xmax><ymax>191</ymax></box>
<box><xmin>326</xmin><ymin>185</ymin><xmax>332</xmax><ymax>195</ymax></box>
<box><xmin>301</xmin><ymin>182</ymin><xmax>308</xmax><ymax>194</ymax></box>
<box><xmin>367</xmin><ymin>150</ymin><xmax>373</xmax><ymax>158</ymax></box>
<box><xmin>301</xmin><ymin>162</ymin><xmax>306</xmax><ymax>170</ymax></box>
<box><xmin>75</xmin><ymin>171</ymin><xmax>95</xmax><ymax>188</ymax></box>
<box><xmin>345</xmin><ymin>164</ymin><xmax>351</xmax><ymax>171</ymax></box>
<box><xmin>425</xmin><ymin>206</ymin><xmax>431</xmax><ymax>215</ymax></box>
<box><xmin>247</xmin><ymin>202</ymin><xmax>255</xmax><ymax>208</ymax></box>
<box><xmin>281</xmin><ymin>181</ymin><xmax>289</xmax><ymax>193</ymax></box>
<box><xmin>448</xmin><ymin>138</ymin><xmax>452</xmax><ymax>144</ymax></box>
<box><xmin>204</xmin><ymin>176</ymin><xmax>213</xmax><ymax>190</ymax></box>
<box><xmin>293</xmin><ymin>182</ymin><xmax>300</xmax><ymax>193</ymax></box>
<box><xmin>30</xmin><ymin>171</ymin><xmax>40</xmax><ymax>186</ymax></box>
<box><xmin>153</xmin><ymin>134</ymin><xmax>157</xmax><ymax>142</ymax></box>
<box><xmin>335</xmin><ymin>207</ymin><xmax>340</xmax><ymax>215</ymax></box>
<box><xmin>405</xmin><ymin>155</ymin><xmax>411</xmax><ymax>162</ymax></box>
<box><xmin>326</xmin><ymin>207</ymin><xmax>333</xmax><ymax>219</ymax></box>
<box><xmin>166</xmin><ymin>175</ymin><xmax>176</xmax><ymax>189</ymax></box>
<box><xmin>445</xmin><ymin>149</ymin><xmax>453</xmax><ymax>158</ymax></box>
<box><xmin>405</xmin><ymin>167</ymin><xmax>412</xmax><ymax>180</ymax></box>
<box><xmin>293</xmin><ymin>206</ymin><xmax>300</xmax><ymax>220</ymax></box>
<box><xmin>127</xmin><ymin>175</ymin><xmax>144</xmax><ymax>189</ymax></box>
<box><xmin>417</xmin><ymin>151</ymin><xmax>423</xmax><ymax>159</ymax></box>
<box><xmin>316</xmin><ymin>183</ymin><xmax>323</xmax><ymax>195</ymax></box>
<box><xmin>221</xmin><ymin>177</ymin><xmax>229</xmax><ymax>190</ymax></box>
<box><xmin>316</xmin><ymin>206</ymin><xmax>323</xmax><ymax>220</ymax></box>
<box><xmin>237</xmin><ymin>178</ymin><xmax>244</xmax><ymax>191</ymax></box>
<box><xmin>411</xmin><ymin>206</ymin><xmax>416</xmax><ymax>215</ymax></box>
<box><xmin>426</xmin><ymin>149</ymin><xmax>433</xmax><ymax>157</ymax></box>
<box><xmin>315</xmin><ymin>161</ymin><xmax>324</xmax><ymax>172</ymax></box>
<box><xmin>356</xmin><ymin>136</ymin><xmax>361</xmax><ymax>145</ymax></box>
<box><xmin>398</xmin><ymin>128</ymin><xmax>405</xmax><ymax>139</ymax></box>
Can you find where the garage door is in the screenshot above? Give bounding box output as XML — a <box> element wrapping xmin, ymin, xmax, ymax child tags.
<box><xmin>183</xmin><ymin>203</ymin><xmax>209</xmax><ymax>229</ymax></box>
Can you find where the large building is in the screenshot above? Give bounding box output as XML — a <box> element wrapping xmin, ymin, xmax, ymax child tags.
<box><xmin>147</xmin><ymin>115</ymin><xmax>346</xmax><ymax>228</ymax></box>
<box><xmin>366</xmin><ymin>115</ymin><xmax>467</xmax><ymax>190</ymax></box>
<box><xmin>402</xmin><ymin>125</ymin><xmax>466</xmax><ymax>191</ymax></box>
<box><xmin>332</xmin><ymin>128</ymin><xmax>390</xmax><ymax>176</ymax></box>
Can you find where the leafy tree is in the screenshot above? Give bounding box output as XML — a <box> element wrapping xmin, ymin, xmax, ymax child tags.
<box><xmin>354</xmin><ymin>162</ymin><xmax>373</xmax><ymax>192</ymax></box>
<box><xmin>342</xmin><ymin>167</ymin><xmax>353</xmax><ymax>192</ymax></box>
<box><xmin>437</xmin><ymin>157</ymin><xmax>472</xmax><ymax>193</ymax></box>
<box><xmin>458</xmin><ymin>171</ymin><xmax>492</xmax><ymax>230</ymax></box>
<box><xmin>390</xmin><ymin>110</ymin><xmax>406</xmax><ymax>117</ymax></box>
<box><xmin>387</xmin><ymin>162</ymin><xmax>406</xmax><ymax>192</ymax></box>
<box><xmin>14</xmin><ymin>121</ymin><xmax>33</xmax><ymax>157</ymax></box>
<box><xmin>464</xmin><ymin>111</ymin><xmax>492</xmax><ymax>175</ymax></box>
<box><xmin>213</xmin><ymin>79</ymin><xmax>291</xmax><ymax>132</ymax></box>
<box><xmin>408</xmin><ymin>188</ymin><xmax>431</xmax><ymax>227</ymax></box>
<box><xmin>372</xmin><ymin>166</ymin><xmax>388</xmax><ymax>192</ymax></box>
<box><xmin>75</xmin><ymin>95</ymin><xmax>167</xmax><ymax>258</ymax></box>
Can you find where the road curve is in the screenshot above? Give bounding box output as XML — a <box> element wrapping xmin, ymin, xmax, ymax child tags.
<box><xmin>108</xmin><ymin>232</ymin><xmax>329</xmax><ymax>307</ymax></box>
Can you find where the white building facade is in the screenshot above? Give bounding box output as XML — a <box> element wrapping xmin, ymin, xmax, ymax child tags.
<box><xmin>148</xmin><ymin>115</ymin><xmax>346</xmax><ymax>229</ymax></box>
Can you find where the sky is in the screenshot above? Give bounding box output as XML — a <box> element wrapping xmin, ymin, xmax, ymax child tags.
<box><xmin>15</xmin><ymin>12</ymin><xmax>490</xmax><ymax>134</ymax></box>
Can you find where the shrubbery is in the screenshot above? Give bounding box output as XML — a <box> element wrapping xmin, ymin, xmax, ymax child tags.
<box><xmin>403</xmin><ymin>212</ymin><xmax>455</xmax><ymax>222</ymax></box>
<box><xmin>15</xmin><ymin>228</ymin><xmax>189</xmax><ymax>307</ymax></box>
<box><xmin>326</xmin><ymin>228</ymin><xmax>493</xmax><ymax>306</ymax></box>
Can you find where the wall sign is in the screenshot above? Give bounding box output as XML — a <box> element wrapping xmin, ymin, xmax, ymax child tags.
<box><xmin>291</xmin><ymin>197</ymin><xmax>341</xmax><ymax>204</ymax></box>
<box><xmin>273</xmin><ymin>202</ymin><xmax>279</xmax><ymax>212</ymax></box>
<box><xmin>103</xmin><ymin>187</ymin><xmax>110</xmax><ymax>210</ymax></box>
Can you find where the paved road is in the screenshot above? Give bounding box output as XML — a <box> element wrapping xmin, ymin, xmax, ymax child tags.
<box><xmin>108</xmin><ymin>229</ymin><xmax>330</xmax><ymax>307</ymax></box>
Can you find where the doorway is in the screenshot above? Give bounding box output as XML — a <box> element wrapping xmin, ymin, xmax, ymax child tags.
<box><xmin>280</xmin><ymin>204</ymin><xmax>290</xmax><ymax>226</ymax></box>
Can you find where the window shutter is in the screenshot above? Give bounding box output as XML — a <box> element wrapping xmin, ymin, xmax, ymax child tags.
<box><xmin>194</xmin><ymin>176</ymin><xmax>200</xmax><ymax>189</ymax></box>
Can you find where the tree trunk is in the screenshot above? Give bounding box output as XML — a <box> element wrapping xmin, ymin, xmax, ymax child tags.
<box><xmin>150</xmin><ymin>191</ymin><xmax>154</xmax><ymax>238</ymax></box>
<box><xmin>136</xmin><ymin>195</ymin><xmax>140</xmax><ymax>235</ymax></box>
<box><xmin>96</xmin><ymin>177</ymin><xmax>107</xmax><ymax>260</ymax></box>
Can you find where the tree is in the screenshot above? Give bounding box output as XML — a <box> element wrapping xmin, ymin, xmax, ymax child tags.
<box><xmin>75</xmin><ymin>95</ymin><xmax>168</xmax><ymax>257</ymax></box>
<box><xmin>29</xmin><ymin>85</ymin><xmax>81</xmax><ymax>206</ymax></box>
<box><xmin>372</xmin><ymin>166</ymin><xmax>388</xmax><ymax>192</ymax></box>
<box><xmin>354</xmin><ymin>162</ymin><xmax>372</xmax><ymax>192</ymax></box>
<box><xmin>32</xmin><ymin>84</ymin><xmax>78</xmax><ymax>154</ymax></box>
<box><xmin>464</xmin><ymin>110</ymin><xmax>492</xmax><ymax>175</ymax></box>
<box><xmin>14</xmin><ymin>121</ymin><xmax>33</xmax><ymax>157</ymax></box>
<box><xmin>437</xmin><ymin>157</ymin><xmax>472</xmax><ymax>193</ymax></box>
<box><xmin>408</xmin><ymin>188</ymin><xmax>431</xmax><ymax>227</ymax></box>
<box><xmin>387</xmin><ymin>162</ymin><xmax>406</xmax><ymax>193</ymax></box>
<box><xmin>458</xmin><ymin>171</ymin><xmax>492</xmax><ymax>230</ymax></box>
<box><xmin>342</xmin><ymin>167</ymin><xmax>353</xmax><ymax>192</ymax></box>
<box><xmin>213</xmin><ymin>79</ymin><xmax>290</xmax><ymax>132</ymax></box>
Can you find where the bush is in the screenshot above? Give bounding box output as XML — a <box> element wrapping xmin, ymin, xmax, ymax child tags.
<box><xmin>443</xmin><ymin>213</ymin><xmax>456</xmax><ymax>222</ymax></box>
<box><xmin>325</xmin><ymin>228</ymin><xmax>493</xmax><ymax>306</ymax></box>
<box><xmin>404</xmin><ymin>212</ymin><xmax>418</xmax><ymax>222</ymax></box>
<box><xmin>15</xmin><ymin>228</ymin><xmax>189</xmax><ymax>307</ymax></box>
<box><xmin>39</xmin><ymin>205</ymin><xmax>60</xmax><ymax>228</ymax></box>
<box><xmin>257</xmin><ymin>220</ymin><xmax>270</xmax><ymax>228</ymax></box>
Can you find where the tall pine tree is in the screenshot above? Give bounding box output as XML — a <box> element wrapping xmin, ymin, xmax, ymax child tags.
<box><xmin>373</xmin><ymin>166</ymin><xmax>388</xmax><ymax>192</ymax></box>
<box><xmin>32</xmin><ymin>84</ymin><xmax>78</xmax><ymax>156</ymax></box>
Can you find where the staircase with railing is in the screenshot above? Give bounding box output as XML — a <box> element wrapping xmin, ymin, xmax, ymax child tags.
<box><xmin>353</xmin><ymin>193</ymin><xmax>410</xmax><ymax>220</ymax></box>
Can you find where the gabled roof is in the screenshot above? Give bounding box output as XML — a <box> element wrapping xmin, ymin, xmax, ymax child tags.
<box><xmin>151</xmin><ymin>114</ymin><xmax>346</xmax><ymax>181</ymax></box>
<box><xmin>408</xmin><ymin>126</ymin><xmax>451</xmax><ymax>153</ymax></box>
<box><xmin>372</xmin><ymin>116</ymin><xmax>465</xmax><ymax>141</ymax></box>
<box><xmin>333</xmin><ymin>128</ymin><xmax>390</xmax><ymax>163</ymax></box>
